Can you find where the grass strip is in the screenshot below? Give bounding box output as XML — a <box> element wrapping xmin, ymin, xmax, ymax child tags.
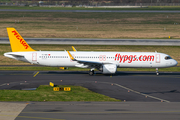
<box><xmin>0</xmin><ymin>66</ymin><xmax>179</xmax><ymax>72</ymax></box>
<box><xmin>1</xmin><ymin>6</ymin><xmax>180</xmax><ymax>10</ymax></box>
<box><xmin>1</xmin><ymin>11</ymin><xmax>180</xmax><ymax>39</ymax></box>
<box><xmin>0</xmin><ymin>85</ymin><xmax>120</xmax><ymax>102</ymax></box>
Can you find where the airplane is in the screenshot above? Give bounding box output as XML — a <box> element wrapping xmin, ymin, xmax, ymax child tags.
<box><xmin>4</xmin><ymin>28</ymin><xmax>178</xmax><ymax>76</ymax></box>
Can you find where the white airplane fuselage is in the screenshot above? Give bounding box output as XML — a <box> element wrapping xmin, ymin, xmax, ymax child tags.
<box><xmin>4</xmin><ymin>28</ymin><xmax>178</xmax><ymax>75</ymax></box>
<box><xmin>4</xmin><ymin>51</ymin><xmax>178</xmax><ymax>68</ymax></box>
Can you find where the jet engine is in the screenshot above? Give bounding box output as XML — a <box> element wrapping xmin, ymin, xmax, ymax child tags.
<box><xmin>102</xmin><ymin>64</ymin><xmax>117</xmax><ymax>74</ymax></box>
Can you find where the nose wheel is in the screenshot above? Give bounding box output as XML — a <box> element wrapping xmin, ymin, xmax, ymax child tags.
<box><xmin>156</xmin><ymin>68</ymin><xmax>159</xmax><ymax>76</ymax></box>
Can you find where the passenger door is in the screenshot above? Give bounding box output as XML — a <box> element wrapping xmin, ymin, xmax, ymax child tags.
<box><xmin>32</xmin><ymin>52</ymin><xmax>38</xmax><ymax>64</ymax></box>
<box><xmin>156</xmin><ymin>54</ymin><xmax>160</xmax><ymax>63</ymax></box>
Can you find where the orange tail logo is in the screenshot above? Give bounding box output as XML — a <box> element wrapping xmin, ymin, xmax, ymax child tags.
<box><xmin>7</xmin><ymin>28</ymin><xmax>35</xmax><ymax>52</ymax></box>
<box><xmin>11</xmin><ymin>30</ymin><xmax>29</xmax><ymax>49</ymax></box>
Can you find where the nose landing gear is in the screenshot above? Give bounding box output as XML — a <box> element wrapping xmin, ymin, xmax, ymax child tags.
<box><xmin>156</xmin><ymin>68</ymin><xmax>159</xmax><ymax>76</ymax></box>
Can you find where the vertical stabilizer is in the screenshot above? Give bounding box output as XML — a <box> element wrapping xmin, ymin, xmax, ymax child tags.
<box><xmin>7</xmin><ymin>28</ymin><xmax>35</xmax><ymax>52</ymax></box>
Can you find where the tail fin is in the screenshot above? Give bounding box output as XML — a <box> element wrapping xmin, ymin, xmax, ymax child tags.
<box><xmin>7</xmin><ymin>28</ymin><xmax>35</xmax><ymax>52</ymax></box>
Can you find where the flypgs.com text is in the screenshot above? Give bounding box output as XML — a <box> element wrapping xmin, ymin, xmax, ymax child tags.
<box><xmin>115</xmin><ymin>54</ymin><xmax>154</xmax><ymax>63</ymax></box>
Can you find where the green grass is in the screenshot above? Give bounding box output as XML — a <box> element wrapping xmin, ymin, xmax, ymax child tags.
<box><xmin>0</xmin><ymin>66</ymin><xmax>179</xmax><ymax>72</ymax></box>
<box><xmin>0</xmin><ymin>11</ymin><xmax>178</xmax><ymax>20</ymax></box>
<box><xmin>0</xmin><ymin>66</ymin><xmax>89</xmax><ymax>71</ymax></box>
<box><xmin>1</xmin><ymin>11</ymin><xmax>180</xmax><ymax>39</ymax></box>
<box><xmin>0</xmin><ymin>85</ymin><xmax>120</xmax><ymax>102</ymax></box>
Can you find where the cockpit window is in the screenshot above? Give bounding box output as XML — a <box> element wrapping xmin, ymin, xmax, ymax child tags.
<box><xmin>165</xmin><ymin>56</ymin><xmax>172</xmax><ymax>60</ymax></box>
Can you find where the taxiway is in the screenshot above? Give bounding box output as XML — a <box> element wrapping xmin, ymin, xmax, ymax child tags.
<box><xmin>0</xmin><ymin>71</ymin><xmax>180</xmax><ymax>120</ymax></box>
<box><xmin>1</xmin><ymin>38</ymin><xmax>180</xmax><ymax>46</ymax></box>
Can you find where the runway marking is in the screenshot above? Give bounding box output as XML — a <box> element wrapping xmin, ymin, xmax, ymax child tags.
<box><xmin>113</xmin><ymin>82</ymin><xmax>170</xmax><ymax>103</ymax></box>
<box><xmin>3</xmin><ymin>73</ymin><xmax>180</xmax><ymax>79</ymax></box>
<box><xmin>0</xmin><ymin>74</ymin><xmax>178</xmax><ymax>103</ymax></box>
<box><xmin>0</xmin><ymin>83</ymin><xmax>8</xmax><ymax>86</ymax></box>
<box><xmin>0</xmin><ymin>81</ymin><xmax>26</xmax><ymax>87</ymax></box>
<box><xmin>99</xmin><ymin>81</ymin><xmax>170</xmax><ymax>103</ymax></box>
<box><xmin>0</xmin><ymin>79</ymin><xmax>171</xmax><ymax>102</ymax></box>
<box><xmin>33</xmin><ymin>71</ymin><xmax>39</xmax><ymax>77</ymax></box>
<box><xmin>18</xmin><ymin>115</ymin><xmax>65</xmax><ymax>120</ymax></box>
<box><xmin>21</xmin><ymin>110</ymin><xmax>180</xmax><ymax>114</ymax></box>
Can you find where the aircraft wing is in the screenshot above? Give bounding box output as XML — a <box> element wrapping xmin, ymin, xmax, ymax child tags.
<box><xmin>77</xmin><ymin>60</ymin><xmax>102</xmax><ymax>65</ymax></box>
<box><xmin>67</xmin><ymin>51</ymin><xmax>112</xmax><ymax>68</ymax></box>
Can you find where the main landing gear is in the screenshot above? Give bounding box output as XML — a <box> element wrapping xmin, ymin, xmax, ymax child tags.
<box><xmin>156</xmin><ymin>68</ymin><xmax>159</xmax><ymax>76</ymax></box>
<box><xmin>89</xmin><ymin>69</ymin><xmax>95</xmax><ymax>76</ymax></box>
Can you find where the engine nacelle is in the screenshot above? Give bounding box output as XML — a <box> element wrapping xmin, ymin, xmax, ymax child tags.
<box><xmin>102</xmin><ymin>64</ymin><xmax>117</xmax><ymax>74</ymax></box>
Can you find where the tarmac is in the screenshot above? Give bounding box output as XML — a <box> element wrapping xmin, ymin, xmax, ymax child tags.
<box><xmin>0</xmin><ymin>102</ymin><xmax>26</xmax><ymax>120</ymax></box>
<box><xmin>0</xmin><ymin>71</ymin><xmax>180</xmax><ymax>120</ymax></box>
<box><xmin>1</xmin><ymin>7</ymin><xmax>180</xmax><ymax>120</ymax></box>
<box><xmin>1</xmin><ymin>38</ymin><xmax>180</xmax><ymax>46</ymax></box>
<box><xmin>16</xmin><ymin>102</ymin><xmax>180</xmax><ymax>120</ymax></box>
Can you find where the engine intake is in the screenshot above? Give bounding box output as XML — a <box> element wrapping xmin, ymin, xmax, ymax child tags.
<box><xmin>102</xmin><ymin>64</ymin><xmax>117</xmax><ymax>74</ymax></box>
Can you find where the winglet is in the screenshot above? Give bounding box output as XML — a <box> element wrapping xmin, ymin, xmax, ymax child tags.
<box><xmin>7</xmin><ymin>28</ymin><xmax>35</xmax><ymax>52</ymax></box>
<box><xmin>67</xmin><ymin>51</ymin><xmax>76</xmax><ymax>61</ymax></box>
<box><xmin>72</xmin><ymin>46</ymin><xmax>77</xmax><ymax>52</ymax></box>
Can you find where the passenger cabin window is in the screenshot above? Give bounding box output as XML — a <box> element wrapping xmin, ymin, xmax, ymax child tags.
<box><xmin>165</xmin><ymin>56</ymin><xmax>172</xmax><ymax>60</ymax></box>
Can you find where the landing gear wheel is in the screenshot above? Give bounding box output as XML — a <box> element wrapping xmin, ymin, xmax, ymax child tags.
<box><xmin>156</xmin><ymin>72</ymin><xmax>159</xmax><ymax>76</ymax></box>
<box><xmin>89</xmin><ymin>70</ymin><xmax>94</xmax><ymax>76</ymax></box>
<box><xmin>156</xmin><ymin>68</ymin><xmax>159</xmax><ymax>76</ymax></box>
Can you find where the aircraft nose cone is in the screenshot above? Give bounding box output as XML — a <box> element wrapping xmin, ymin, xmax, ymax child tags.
<box><xmin>174</xmin><ymin>60</ymin><xmax>178</xmax><ymax>66</ymax></box>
